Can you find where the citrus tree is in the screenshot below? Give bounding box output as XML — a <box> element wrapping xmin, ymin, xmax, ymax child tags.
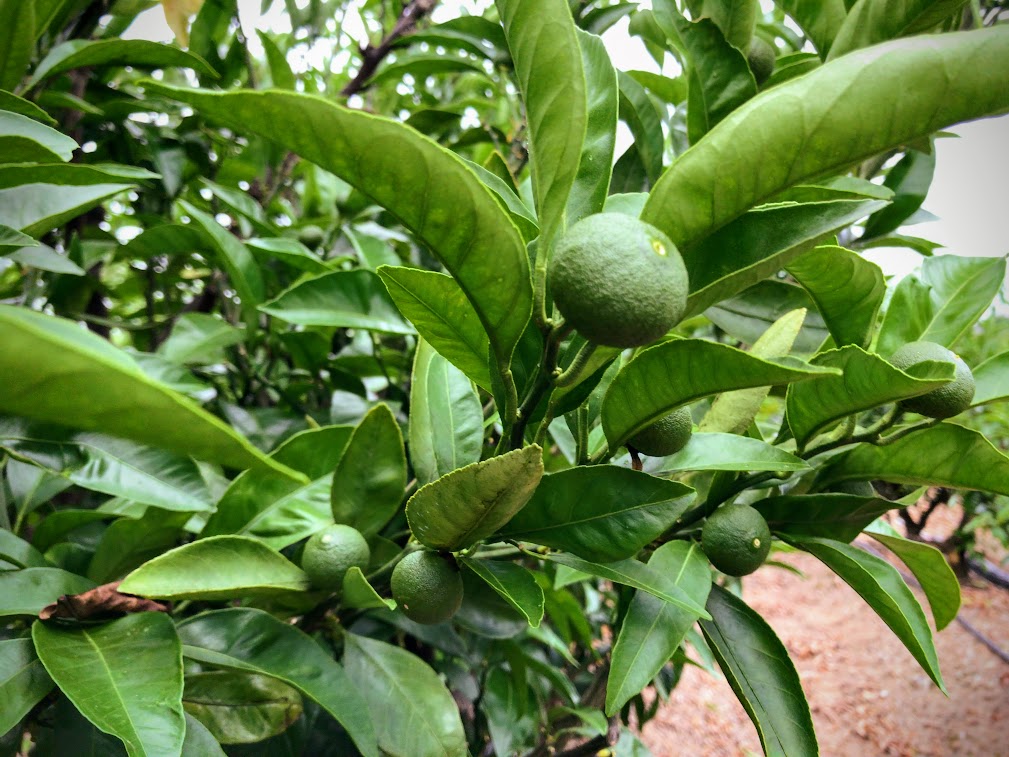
<box><xmin>2</xmin><ymin>1</ymin><xmax>1009</xmax><ymax>755</ymax></box>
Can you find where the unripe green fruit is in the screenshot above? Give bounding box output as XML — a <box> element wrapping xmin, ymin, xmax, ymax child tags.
<box><xmin>548</xmin><ymin>213</ymin><xmax>689</xmax><ymax>348</ymax></box>
<box><xmin>701</xmin><ymin>504</ymin><xmax>772</xmax><ymax>577</ymax></box>
<box><xmin>301</xmin><ymin>524</ymin><xmax>370</xmax><ymax>591</ymax></box>
<box><xmin>391</xmin><ymin>551</ymin><xmax>464</xmax><ymax>625</ymax></box>
<box><xmin>747</xmin><ymin>37</ymin><xmax>776</xmax><ymax>86</ymax></box>
<box><xmin>627</xmin><ymin>407</ymin><xmax>693</xmax><ymax>457</ymax></box>
<box><xmin>889</xmin><ymin>341</ymin><xmax>975</xmax><ymax>419</ymax></box>
<box><xmin>297</xmin><ymin>224</ymin><xmax>326</xmax><ymax>250</ymax></box>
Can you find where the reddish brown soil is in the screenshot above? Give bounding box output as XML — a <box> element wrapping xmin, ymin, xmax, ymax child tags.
<box><xmin>641</xmin><ymin>543</ymin><xmax>1009</xmax><ymax>757</ymax></box>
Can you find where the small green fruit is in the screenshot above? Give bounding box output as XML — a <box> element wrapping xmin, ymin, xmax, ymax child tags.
<box><xmin>391</xmin><ymin>551</ymin><xmax>464</xmax><ymax>625</ymax></box>
<box><xmin>297</xmin><ymin>224</ymin><xmax>326</xmax><ymax>250</ymax></box>
<box><xmin>701</xmin><ymin>505</ymin><xmax>772</xmax><ymax>577</ymax></box>
<box><xmin>889</xmin><ymin>341</ymin><xmax>975</xmax><ymax>419</ymax></box>
<box><xmin>548</xmin><ymin>213</ymin><xmax>689</xmax><ymax>348</ymax></box>
<box><xmin>627</xmin><ymin>407</ymin><xmax>693</xmax><ymax>457</ymax></box>
<box><xmin>301</xmin><ymin>524</ymin><xmax>370</xmax><ymax>591</ymax></box>
<box><xmin>747</xmin><ymin>37</ymin><xmax>776</xmax><ymax>86</ymax></box>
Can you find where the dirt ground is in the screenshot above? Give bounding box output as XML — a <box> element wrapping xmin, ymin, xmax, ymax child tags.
<box><xmin>641</xmin><ymin>510</ymin><xmax>1009</xmax><ymax>757</ymax></box>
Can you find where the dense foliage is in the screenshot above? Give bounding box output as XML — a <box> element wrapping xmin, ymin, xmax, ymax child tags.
<box><xmin>1</xmin><ymin>1</ymin><xmax>1008</xmax><ymax>755</ymax></box>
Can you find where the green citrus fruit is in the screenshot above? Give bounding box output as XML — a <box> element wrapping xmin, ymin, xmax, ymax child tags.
<box><xmin>889</xmin><ymin>341</ymin><xmax>975</xmax><ymax>419</ymax></box>
<box><xmin>627</xmin><ymin>407</ymin><xmax>693</xmax><ymax>457</ymax></box>
<box><xmin>297</xmin><ymin>224</ymin><xmax>326</xmax><ymax>250</ymax></box>
<box><xmin>747</xmin><ymin>37</ymin><xmax>776</xmax><ymax>85</ymax></box>
<box><xmin>701</xmin><ymin>505</ymin><xmax>772</xmax><ymax>577</ymax></box>
<box><xmin>548</xmin><ymin>213</ymin><xmax>689</xmax><ymax>348</ymax></box>
<box><xmin>301</xmin><ymin>524</ymin><xmax>370</xmax><ymax>591</ymax></box>
<box><xmin>391</xmin><ymin>551</ymin><xmax>464</xmax><ymax>625</ymax></box>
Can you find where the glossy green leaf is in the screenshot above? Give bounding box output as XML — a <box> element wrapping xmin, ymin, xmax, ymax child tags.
<box><xmin>367</xmin><ymin>53</ymin><xmax>487</xmax><ymax>87</ymax></box>
<box><xmin>495</xmin><ymin>0</ymin><xmax>586</xmax><ymax>247</ymax></box>
<box><xmin>658</xmin><ymin>432</ymin><xmax>810</xmax><ymax>472</ymax></box>
<box><xmin>865</xmin><ymin>521</ymin><xmax>960</xmax><ymax>630</ymax></box>
<box><xmin>183</xmin><ymin>671</ymin><xmax>302</xmax><ymax>745</ymax></box>
<box><xmin>0</xmin><ymin>528</ymin><xmax>49</xmax><ymax>568</ymax></box>
<box><xmin>409</xmin><ymin>339</ymin><xmax>483</xmax><ymax>486</ymax></box>
<box><xmin>706</xmin><ymin>280</ymin><xmax>829</xmax><ymax>353</ymax></box>
<box><xmin>0</xmin><ymin>110</ymin><xmax>76</xmax><ymax>163</ymax></box>
<box><xmin>694</xmin><ymin>0</ymin><xmax>759</xmax><ymax>50</ymax></box>
<box><xmin>754</xmin><ymin>494</ymin><xmax>896</xmax><ymax>542</ymax></box>
<box><xmin>0</xmin><ymin>2</ymin><xmax>34</xmax><ymax>91</ymax></box>
<box><xmin>260</xmin><ymin>269</ymin><xmax>414</xmax><ymax>335</ymax></box>
<box><xmin>682</xmin><ymin>199</ymin><xmax>887</xmax><ymax>318</ymax></box>
<box><xmin>0</xmin><ymin>182</ymin><xmax>132</xmax><ymax>236</ymax></box>
<box><xmin>972</xmin><ymin>350</ymin><xmax>1009</xmax><ymax>406</ymax></box>
<box><xmin>246</xmin><ymin>237</ymin><xmax>329</xmax><ymax>274</ymax></box>
<box><xmin>331</xmin><ymin>404</ymin><xmax>407</xmax><ymax>538</ymax></box>
<box><xmin>202</xmin><ymin>426</ymin><xmax>352</xmax><ymax>548</ymax></box>
<box><xmin>6</xmin><ymin>243</ymin><xmax>85</xmax><ymax>274</ymax></box>
<box><xmin>0</xmin><ymin>568</ymin><xmax>95</xmax><ymax>617</ymax></box>
<box><xmin>463</xmin><ymin>159</ymin><xmax>539</xmax><ymax>241</ymax></box>
<box><xmin>700</xmin><ymin>584</ymin><xmax>818</xmax><ymax>757</ymax></box>
<box><xmin>32</xmin><ymin>612</ymin><xmax>186</xmax><ymax>757</ymax></box>
<box><xmin>544</xmin><ymin>552</ymin><xmax>710</xmax><ymax>619</ymax></box>
<box><xmin>87</xmin><ymin>510</ymin><xmax>192</xmax><ymax>584</ymax></box>
<box><xmin>786</xmin><ymin>346</ymin><xmax>956</xmax><ymax>450</ymax></box>
<box><xmin>642</xmin><ymin>26</ymin><xmax>1009</xmax><ymax>248</ymax></box>
<box><xmin>876</xmin><ymin>255</ymin><xmax>1006</xmax><ymax>356</ymax></box>
<box><xmin>772</xmin><ymin>0</ymin><xmax>847</xmax><ymax>57</ymax></box>
<box><xmin>606</xmin><ymin>541</ymin><xmax>711</xmax><ymax>715</ymax></box>
<box><xmin>861</xmin><ymin>148</ymin><xmax>936</xmax><ymax>240</ymax></box>
<box><xmin>0</xmin><ymin>223</ymin><xmax>36</xmax><ymax>251</ymax></box>
<box><xmin>177</xmin><ymin>608</ymin><xmax>378</xmax><ymax>757</ymax></box>
<box><xmin>0</xmin><ymin>163</ymin><xmax>159</xmax><ymax>190</ymax></box>
<box><xmin>787</xmin><ymin>245</ymin><xmax>886</xmax><ymax>349</ymax></box>
<box><xmin>0</xmin><ymin>306</ymin><xmax>297</xmax><ymax>477</ymax></box>
<box><xmin>341</xmin><ymin>567</ymin><xmax>395</xmax><ymax>610</ymax></box>
<box><xmin>257</xmin><ymin>30</ymin><xmax>295</xmax><ymax>89</ymax></box>
<box><xmin>407</xmin><ymin>445</ymin><xmax>543</xmax><ymax>552</ymax></box>
<box><xmin>118</xmin><ymin>535</ymin><xmax>311</xmax><ymax>600</ymax></box>
<box><xmin>829</xmin><ymin>0</ymin><xmax>970</xmax><ymax>60</ymax></box>
<box><xmin>157</xmin><ymin>314</ymin><xmax>245</xmax><ymax>366</ymax></box>
<box><xmin>498</xmin><ymin>466</ymin><xmax>694</xmax><ymax>562</ymax></box>
<box><xmin>787</xmin><ymin>534</ymin><xmax>944</xmax><ymax>691</ymax></box>
<box><xmin>378</xmin><ymin>266</ymin><xmax>492</xmax><ymax>389</ymax></box>
<box><xmin>601</xmin><ymin>339</ymin><xmax>839</xmax><ymax>449</ymax></box>
<box><xmin>700</xmin><ymin>308</ymin><xmax>807</xmax><ymax>435</ymax></box>
<box><xmin>565</xmin><ymin>28</ymin><xmax>617</xmax><ymax>224</ymax></box>
<box><xmin>616</xmin><ymin>71</ymin><xmax>664</xmax><ymax>184</ymax></box>
<box><xmin>0</xmin><ymin>638</ymin><xmax>54</xmax><ymax>735</ymax></box>
<box><xmin>28</xmin><ymin>39</ymin><xmax>216</xmax><ymax>87</ymax></box>
<box><xmin>0</xmin><ymin>90</ymin><xmax>57</xmax><ymax>125</ymax></box>
<box><xmin>344</xmin><ymin>634</ymin><xmax>466</xmax><ymax>757</ymax></box>
<box><xmin>145</xmin><ymin>84</ymin><xmax>531</xmax><ymax>369</ymax></box>
<box><xmin>182</xmin><ymin>713</ymin><xmax>225</xmax><ymax>757</ymax></box>
<box><xmin>461</xmin><ymin>557</ymin><xmax>544</xmax><ymax>627</ymax></box>
<box><xmin>814</xmin><ymin>422</ymin><xmax>1009</xmax><ymax>496</ymax></box>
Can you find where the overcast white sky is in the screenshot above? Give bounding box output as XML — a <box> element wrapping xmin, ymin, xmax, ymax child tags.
<box><xmin>125</xmin><ymin>0</ymin><xmax>1008</xmax><ymax>290</ymax></box>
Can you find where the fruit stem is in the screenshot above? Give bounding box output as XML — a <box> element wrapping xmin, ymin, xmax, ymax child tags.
<box><xmin>575</xmin><ymin>405</ymin><xmax>590</xmax><ymax>465</ymax></box>
<box><xmin>802</xmin><ymin>404</ymin><xmax>903</xmax><ymax>458</ymax></box>
<box><xmin>552</xmin><ymin>341</ymin><xmax>597</xmax><ymax>387</ymax></box>
<box><xmin>533</xmin><ymin>244</ymin><xmax>551</xmax><ymax>330</ymax></box>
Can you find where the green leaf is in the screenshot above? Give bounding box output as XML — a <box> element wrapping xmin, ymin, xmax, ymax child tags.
<box><xmin>6</xmin><ymin>243</ymin><xmax>85</xmax><ymax>275</ymax></box>
<box><xmin>0</xmin><ymin>568</ymin><xmax>95</xmax><ymax>617</ymax></box>
<box><xmin>260</xmin><ymin>269</ymin><xmax>415</xmax><ymax>335</ymax></box>
<box><xmin>642</xmin><ymin>26</ymin><xmax>1009</xmax><ymax>248</ymax></box>
<box><xmin>87</xmin><ymin>509</ymin><xmax>192</xmax><ymax>584</ymax></box>
<box><xmin>706</xmin><ymin>280</ymin><xmax>829</xmax><ymax>353</ymax></box>
<box><xmin>118</xmin><ymin>535</ymin><xmax>311</xmax><ymax>600</ymax></box>
<box><xmin>814</xmin><ymin>422</ymin><xmax>1009</xmax><ymax>496</ymax></box>
<box><xmin>787</xmin><ymin>534</ymin><xmax>945</xmax><ymax>691</ymax></box>
<box><xmin>331</xmin><ymin>404</ymin><xmax>407</xmax><ymax>538</ymax></box>
<box><xmin>495</xmin><ymin>0</ymin><xmax>586</xmax><ymax>247</ymax></box>
<box><xmin>497</xmin><ymin>466</ymin><xmax>694</xmax><ymax>562</ymax></box>
<box><xmin>0</xmin><ymin>306</ymin><xmax>298</xmax><ymax>477</ymax></box>
<box><xmin>246</xmin><ymin>237</ymin><xmax>328</xmax><ymax>274</ymax></box>
<box><xmin>0</xmin><ymin>162</ymin><xmax>159</xmax><ymax>189</ymax></box>
<box><xmin>344</xmin><ymin>634</ymin><xmax>466</xmax><ymax>757</ymax></box>
<box><xmin>0</xmin><ymin>638</ymin><xmax>54</xmax><ymax>735</ymax></box>
<box><xmin>876</xmin><ymin>255</ymin><xmax>1007</xmax><ymax>356</ymax></box>
<box><xmin>32</xmin><ymin>613</ymin><xmax>186</xmax><ymax>757</ymax></box>
<box><xmin>700</xmin><ymin>308</ymin><xmax>807</xmax><ymax>435</ymax></box>
<box><xmin>367</xmin><ymin>53</ymin><xmax>488</xmax><ymax>88</ymax></box>
<box><xmin>865</xmin><ymin>520</ymin><xmax>960</xmax><ymax>630</ymax></box>
<box><xmin>786</xmin><ymin>346</ymin><xmax>956</xmax><ymax>450</ymax></box>
<box><xmin>616</xmin><ymin>71</ymin><xmax>664</xmax><ymax>184</ymax></box>
<box><xmin>972</xmin><ymin>350</ymin><xmax>1009</xmax><ymax>406</ymax></box>
<box><xmin>829</xmin><ymin>0</ymin><xmax>971</xmax><ymax>60</ymax></box>
<box><xmin>257</xmin><ymin>30</ymin><xmax>295</xmax><ymax>89</ymax></box>
<box><xmin>27</xmin><ymin>39</ymin><xmax>216</xmax><ymax>87</ymax></box>
<box><xmin>0</xmin><ymin>223</ymin><xmax>36</xmax><ymax>251</ymax></box>
<box><xmin>460</xmin><ymin>558</ymin><xmax>544</xmax><ymax>627</ymax></box>
<box><xmin>682</xmin><ymin>198</ymin><xmax>888</xmax><ymax>318</ymax></box>
<box><xmin>658</xmin><ymin>432</ymin><xmax>810</xmax><ymax>472</ymax></box>
<box><xmin>201</xmin><ymin>426</ymin><xmax>351</xmax><ymax>548</ymax></box>
<box><xmin>157</xmin><ymin>313</ymin><xmax>245</xmax><ymax>366</ymax></box>
<box><xmin>0</xmin><ymin>182</ymin><xmax>132</xmax><ymax>236</ymax></box>
<box><xmin>0</xmin><ymin>90</ymin><xmax>57</xmax><ymax>126</ymax></box>
<box><xmin>378</xmin><ymin>266</ymin><xmax>492</xmax><ymax>390</ymax></box>
<box><xmin>601</xmin><ymin>339</ymin><xmax>839</xmax><ymax>450</ymax></box>
<box><xmin>694</xmin><ymin>0</ymin><xmax>759</xmax><ymax>50</ymax></box>
<box><xmin>861</xmin><ymin>148</ymin><xmax>936</xmax><ymax>240</ymax></box>
<box><xmin>0</xmin><ymin>1</ymin><xmax>35</xmax><ymax>91</ymax></box>
<box><xmin>754</xmin><ymin>494</ymin><xmax>896</xmax><ymax>542</ymax></box>
<box><xmin>178</xmin><ymin>608</ymin><xmax>378</xmax><ymax>757</ymax></box>
<box><xmin>145</xmin><ymin>84</ymin><xmax>531</xmax><ymax>370</ymax></box>
<box><xmin>544</xmin><ymin>552</ymin><xmax>710</xmax><ymax>619</ymax></box>
<box><xmin>407</xmin><ymin>445</ymin><xmax>544</xmax><ymax>552</ymax></box>
<box><xmin>606</xmin><ymin>542</ymin><xmax>711</xmax><ymax>715</ymax></box>
<box><xmin>0</xmin><ymin>110</ymin><xmax>77</xmax><ymax>163</ymax></box>
<box><xmin>341</xmin><ymin>567</ymin><xmax>395</xmax><ymax>611</ymax></box>
<box><xmin>409</xmin><ymin>338</ymin><xmax>483</xmax><ymax>486</ymax></box>
<box><xmin>0</xmin><ymin>528</ymin><xmax>49</xmax><ymax>568</ymax></box>
<box><xmin>700</xmin><ymin>584</ymin><xmax>818</xmax><ymax>757</ymax></box>
<box><xmin>786</xmin><ymin>245</ymin><xmax>886</xmax><ymax>349</ymax></box>
<box><xmin>183</xmin><ymin>671</ymin><xmax>303</xmax><ymax>745</ymax></box>
<box><xmin>772</xmin><ymin>0</ymin><xmax>847</xmax><ymax>57</ymax></box>
<box><xmin>182</xmin><ymin>713</ymin><xmax>226</xmax><ymax>757</ymax></box>
<box><xmin>462</xmin><ymin>159</ymin><xmax>539</xmax><ymax>241</ymax></box>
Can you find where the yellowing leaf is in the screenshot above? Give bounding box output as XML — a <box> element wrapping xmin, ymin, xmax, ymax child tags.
<box><xmin>161</xmin><ymin>0</ymin><xmax>205</xmax><ymax>46</ymax></box>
